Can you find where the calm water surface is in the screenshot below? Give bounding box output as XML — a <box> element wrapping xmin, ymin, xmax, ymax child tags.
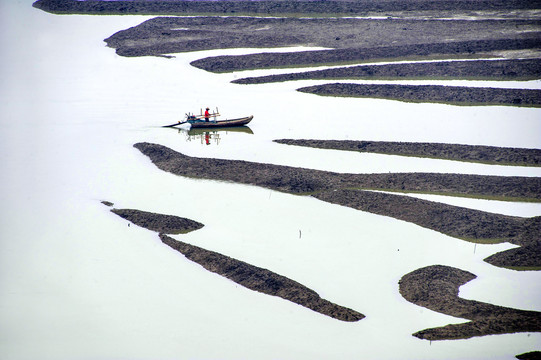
<box><xmin>1</xmin><ymin>2</ymin><xmax>540</xmax><ymax>359</ymax></box>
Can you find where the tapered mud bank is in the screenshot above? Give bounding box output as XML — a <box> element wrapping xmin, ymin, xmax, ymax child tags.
<box><xmin>297</xmin><ymin>83</ymin><xmax>541</xmax><ymax>107</ymax></box>
<box><xmin>274</xmin><ymin>139</ymin><xmax>541</xmax><ymax>167</ymax></box>
<box><xmin>110</xmin><ymin>208</ymin><xmax>204</xmax><ymax>234</ymax></box>
<box><xmin>234</xmin><ymin>59</ymin><xmax>541</xmax><ymax>84</ymax></box>
<box><xmin>160</xmin><ymin>234</ymin><xmax>365</xmax><ymax>322</ymax></box>
<box><xmin>133</xmin><ymin>142</ymin><xmax>541</xmax><ymax>201</ymax></box>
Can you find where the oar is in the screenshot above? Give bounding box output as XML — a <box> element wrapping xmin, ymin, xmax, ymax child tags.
<box><xmin>162</xmin><ymin>121</ymin><xmax>188</xmax><ymax>128</ymax></box>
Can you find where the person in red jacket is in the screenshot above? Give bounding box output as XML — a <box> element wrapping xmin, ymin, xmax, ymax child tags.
<box><xmin>204</xmin><ymin>107</ymin><xmax>210</xmax><ymax>122</ymax></box>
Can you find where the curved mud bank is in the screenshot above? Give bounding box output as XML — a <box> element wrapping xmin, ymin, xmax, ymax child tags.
<box><xmin>297</xmin><ymin>83</ymin><xmax>541</xmax><ymax>107</ymax></box>
<box><xmin>159</xmin><ymin>234</ymin><xmax>365</xmax><ymax>322</ymax></box>
<box><xmin>484</xmin><ymin>243</ymin><xmax>541</xmax><ymax>270</ymax></box>
<box><xmin>274</xmin><ymin>139</ymin><xmax>541</xmax><ymax>167</ymax></box>
<box><xmin>399</xmin><ymin>265</ymin><xmax>541</xmax><ymax>340</ymax></box>
<box><xmin>233</xmin><ymin>59</ymin><xmax>541</xmax><ymax>84</ymax></box>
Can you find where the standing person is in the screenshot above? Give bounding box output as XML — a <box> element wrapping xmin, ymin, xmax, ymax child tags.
<box><xmin>204</xmin><ymin>107</ymin><xmax>210</xmax><ymax>122</ymax></box>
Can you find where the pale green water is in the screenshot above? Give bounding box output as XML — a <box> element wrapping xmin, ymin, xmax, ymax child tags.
<box><xmin>1</xmin><ymin>2</ymin><xmax>540</xmax><ymax>359</ymax></box>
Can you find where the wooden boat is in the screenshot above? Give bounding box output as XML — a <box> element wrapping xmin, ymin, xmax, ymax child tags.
<box><xmin>189</xmin><ymin>115</ymin><xmax>253</xmax><ymax>128</ymax></box>
<box><xmin>163</xmin><ymin>115</ymin><xmax>253</xmax><ymax>129</ymax></box>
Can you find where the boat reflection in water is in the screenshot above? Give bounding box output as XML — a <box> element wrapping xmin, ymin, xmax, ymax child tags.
<box><xmin>173</xmin><ymin>126</ymin><xmax>254</xmax><ymax>145</ymax></box>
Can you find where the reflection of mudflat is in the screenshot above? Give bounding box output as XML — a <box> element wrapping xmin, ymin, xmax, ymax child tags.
<box><xmin>171</xmin><ymin>126</ymin><xmax>253</xmax><ymax>146</ymax></box>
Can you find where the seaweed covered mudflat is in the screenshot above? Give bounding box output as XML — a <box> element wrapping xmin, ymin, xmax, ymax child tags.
<box><xmin>101</xmin><ymin>13</ymin><xmax>540</xmax><ymax>105</ymax></box>
<box><xmin>233</xmin><ymin>59</ymin><xmax>541</xmax><ymax>84</ymax></box>
<box><xmin>32</xmin><ymin>0</ymin><xmax>541</xmax><ymax>354</ymax></box>
<box><xmin>32</xmin><ymin>0</ymin><xmax>541</xmax><ymax>17</ymax></box>
<box><xmin>133</xmin><ymin>142</ymin><xmax>541</xmax><ymax>267</ymax></box>
<box><xmin>399</xmin><ymin>265</ymin><xmax>541</xmax><ymax>340</ymax></box>
<box><xmin>160</xmin><ymin>234</ymin><xmax>365</xmax><ymax>322</ymax></box>
<box><xmin>189</xmin><ymin>38</ymin><xmax>541</xmax><ymax>73</ymax></box>
<box><xmin>297</xmin><ymin>83</ymin><xmax>541</xmax><ymax>107</ymax></box>
<box><xmin>130</xmin><ymin>141</ymin><xmax>541</xmax><ymax>341</ymax></box>
<box><xmin>110</xmin><ymin>207</ymin><xmax>204</xmax><ymax>234</ymax></box>
<box><xmin>102</xmin><ymin>17</ymin><xmax>541</xmax><ymax>60</ymax></box>
<box><xmin>274</xmin><ymin>139</ymin><xmax>541</xmax><ymax>166</ymax></box>
<box><xmin>107</xmin><ymin>203</ymin><xmax>365</xmax><ymax>321</ymax></box>
<box><xmin>133</xmin><ymin>142</ymin><xmax>541</xmax><ymax>201</ymax></box>
<box><xmin>36</xmin><ymin>0</ymin><xmax>541</xmax><ymax>105</ymax></box>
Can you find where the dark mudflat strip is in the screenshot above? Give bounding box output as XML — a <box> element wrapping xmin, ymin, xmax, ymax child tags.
<box><xmin>191</xmin><ymin>37</ymin><xmax>540</xmax><ymax>72</ymax></box>
<box><xmin>298</xmin><ymin>83</ymin><xmax>541</xmax><ymax>107</ymax></box>
<box><xmin>399</xmin><ymin>265</ymin><xmax>541</xmax><ymax>340</ymax></box>
<box><xmin>517</xmin><ymin>351</ymin><xmax>541</xmax><ymax>360</ymax></box>
<box><xmin>313</xmin><ymin>189</ymin><xmax>540</xmax><ymax>268</ymax></box>
<box><xmin>159</xmin><ymin>234</ymin><xmax>364</xmax><ymax>321</ymax></box>
<box><xmin>134</xmin><ymin>142</ymin><xmax>541</xmax><ymax>269</ymax></box>
<box><xmin>234</xmin><ymin>59</ymin><xmax>541</xmax><ymax>84</ymax></box>
<box><xmin>484</xmin><ymin>243</ymin><xmax>541</xmax><ymax>270</ymax></box>
<box><xmin>111</xmin><ymin>208</ymin><xmax>204</xmax><ymax>234</ymax></box>
<box><xmin>101</xmin><ymin>16</ymin><xmax>540</xmax><ymax>60</ymax></box>
<box><xmin>134</xmin><ymin>142</ymin><xmax>541</xmax><ymax>201</ymax></box>
<box><xmin>312</xmin><ymin>189</ymin><xmax>539</xmax><ymax>246</ymax></box>
<box><xmin>32</xmin><ymin>0</ymin><xmax>541</xmax><ymax>16</ymax></box>
<box><xmin>274</xmin><ymin>139</ymin><xmax>541</xmax><ymax>167</ymax></box>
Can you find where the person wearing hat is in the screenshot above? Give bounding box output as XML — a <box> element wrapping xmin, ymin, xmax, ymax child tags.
<box><xmin>204</xmin><ymin>107</ymin><xmax>210</xmax><ymax>122</ymax></box>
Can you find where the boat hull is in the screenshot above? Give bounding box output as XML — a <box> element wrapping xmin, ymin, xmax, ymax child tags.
<box><xmin>189</xmin><ymin>115</ymin><xmax>253</xmax><ymax>128</ymax></box>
